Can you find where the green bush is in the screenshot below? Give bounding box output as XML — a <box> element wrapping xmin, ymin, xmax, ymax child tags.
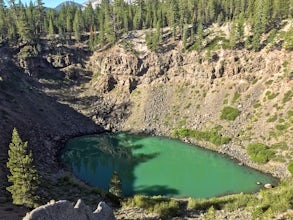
<box><xmin>232</xmin><ymin>92</ymin><xmax>241</xmax><ymax>104</ymax></box>
<box><xmin>267</xmin><ymin>114</ymin><xmax>277</xmax><ymax>122</ymax></box>
<box><xmin>265</xmin><ymin>80</ymin><xmax>274</xmax><ymax>85</ymax></box>
<box><xmin>220</xmin><ymin>106</ymin><xmax>241</xmax><ymax>121</ymax></box>
<box><xmin>288</xmin><ymin>162</ymin><xmax>293</xmax><ymax>175</ymax></box>
<box><xmin>287</xmin><ymin>110</ymin><xmax>293</xmax><ymax>118</ymax></box>
<box><xmin>253</xmin><ymin>102</ymin><xmax>261</xmax><ymax>108</ymax></box>
<box><xmin>283</xmin><ymin>26</ymin><xmax>293</xmax><ymax>50</ymax></box>
<box><xmin>272</xmin><ymin>142</ymin><xmax>289</xmax><ymax>150</ymax></box>
<box><xmin>173</xmin><ymin>128</ymin><xmax>231</xmax><ymax>146</ymax></box>
<box><xmin>265</xmin><ymin>91</ymin><xmax>279</xmax><ymax>100</ymax></box>
<box><xmin>283</xmin><ymin>90</ymin><xmax>293</xmax><ymax>103</ymax></box>
<box><xmin>187</xmin><ymin>198</ymin><xmax>221</xmax><ymax>211</ymax></box>
<box><xmin>123</xmin><ymin>195</ymin><xmax>179</xmax><ymax>218</ymax></box>
<box><xmin>275</xmin><ymin>123</ymin><xmax>290</xmax><ymax>131</ymax></box>
<box><xmin>247</xmin><ymin>143</ymin><xmax>275</xmax><ymax>163</ymax></box>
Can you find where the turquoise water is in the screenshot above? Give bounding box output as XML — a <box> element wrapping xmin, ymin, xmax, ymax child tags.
<box><xmin>61</xmin><ymin>133</ymin><xmax>277</xmax><ymax>198</ymax></box>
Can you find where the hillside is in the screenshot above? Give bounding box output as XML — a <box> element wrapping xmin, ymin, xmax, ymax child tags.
<box><xmin>0</xmin><ymin>19</ymin><xmax>292</xmax><ymax>219</ymax></box>
<box><xmin>83</xmin><ymin>24</ymin><xmax>293</xmax><ymax>177</ymax></box>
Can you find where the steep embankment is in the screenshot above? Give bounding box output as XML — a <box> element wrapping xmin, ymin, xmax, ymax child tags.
<box><xmin>0</xmin><ymin>44</ymin><xmax>102</xmax><ymax>218</ymax></box>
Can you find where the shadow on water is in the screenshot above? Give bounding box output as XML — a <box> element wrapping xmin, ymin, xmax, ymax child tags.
<box><xmin>61</xmin><ymin>133</ymin><xmax>178</xmax><ymax>197</ymax></box>
<box><xmin>135</xmin><ymin>185</ymin><xmax>179</xmax><ymax>197</ymax></box>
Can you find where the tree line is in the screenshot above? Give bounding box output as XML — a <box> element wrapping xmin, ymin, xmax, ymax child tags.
<box><xmin>0</xmin><ymin>0</ymin><xmax>292</xmax><ymax>50</ymax></box>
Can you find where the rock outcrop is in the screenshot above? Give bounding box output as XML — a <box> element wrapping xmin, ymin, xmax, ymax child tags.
<box><xmin>23</xmin><ymin>199</ymin><xmax>116</xmax><ymax>220</ymax></box>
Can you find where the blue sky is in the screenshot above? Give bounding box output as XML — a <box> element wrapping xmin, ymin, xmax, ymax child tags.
<box><xmin>18</xmin><ymin>0</ymin><xmax>85</xmax><ymax>8</ymax></box>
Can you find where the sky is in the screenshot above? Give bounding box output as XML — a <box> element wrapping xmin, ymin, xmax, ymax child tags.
<box><xmin>14</xmin><ymin>0</ymin><xmax>85</xmax><ymax>8</ymax></box>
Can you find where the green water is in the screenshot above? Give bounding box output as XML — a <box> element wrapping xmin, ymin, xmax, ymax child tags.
<box><xmin>61</xmin><ymin>133</ymin><xmax>277</xmax><ymax>198</ymax></box>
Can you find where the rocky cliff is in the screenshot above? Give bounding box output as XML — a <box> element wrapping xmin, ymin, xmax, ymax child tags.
<box><xmin>81</xmin><ymin>29</ymin><xmax>292</xmax><ymax>178</ymax></box>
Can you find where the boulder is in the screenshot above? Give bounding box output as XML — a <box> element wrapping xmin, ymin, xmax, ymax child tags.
<box><xmin>23</xmin><ymin>199</ymin><xmax>116</xmax><ymax>220</ymax></box>
<box><xmin>264</xmin><ymin>183</ymin><xmax>273</xmax><ymax>189</ymax></box>
<box><xmin>93</xmin><ymin>202</ymin><xmax>116</xmax><ymax>220</ymax></box>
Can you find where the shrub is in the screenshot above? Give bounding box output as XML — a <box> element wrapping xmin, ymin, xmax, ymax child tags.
<box><xmin>283</xmin><ymin>90</ymin><xmax>293</xmax><ymax>103</ymax></box>
<box><xmin>267</xmin><ymin>114</ymin><xmax>277</xmax><ymax>122</ymax></box>
<box><xmin>123</xmin><ymin>195</ymin><xmax>180</xmax><ymax>218</ymax></box>
<box><xmin>275</xmin><ymin>123</ymin><xmax>290</xmax><ymax>131</ymax></box>
<box><xmin>272</xmin><ymin>142</ymin><xmax>289</xmax><ymax>150</ymax></box>
<box><xmin>232</xmin><ymin>92</ymin><xmax>241</xmax><ymax>104</ymax></box>
<box><xmin>173</xmin><ymin>128</ymin><xmax>231</xmax><ymax>146</ymax></box>
<box><xmin>187</xmin><ymin>196</ymin><xmax>235</xmax><ymax>211</ymax></box>
<box><xmin>283</xmin><ymin>26</ymin><xmax>293</xmax><ymax>50</ymax></box>
<box><xmin>253</xmin><ymin>102</ymin><xmax>261</xmax><ymax>108</ymax></box>
<box><xmin>287</xmin><ymin>110</ymin><xmax>293</xmax><ymax>118</ymax></box>
<box><xmin>265</xmin><ymin>80</ymin><xmax>274</xmax><ymax>85</ymax></box>
<box><xmin>220</xmin><ymin>106</ymin><xmax>241</xmax><ymax>121</ymax></box>
<box><xmin>288</xmin><ymin>162</ymin><xmax>293</xmax><ymax>175</ymax></box>
<box><xmin>247</xmin><ymin>143</ymin><xmax>275</xmax><ymax>164</ymax></box>
<box><xmin>265</xmin><ymin>91</ymin><xmax>279</xmax><ymax>100</ymax></box>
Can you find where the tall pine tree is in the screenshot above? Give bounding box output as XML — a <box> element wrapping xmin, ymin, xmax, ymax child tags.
<box><xmin>0</xmin><ymin>0</ymin><xmax>7</xmax><ymax>42</ymax></box>
<box><xmin>73</xmin><ymin>8</ymin><xmax>83</xmax><ymax>42</ymax></box>
<box><xmin>6</xmin><ymin>128</ymin><xmax>39</xmax><ymax>208</ymax></box>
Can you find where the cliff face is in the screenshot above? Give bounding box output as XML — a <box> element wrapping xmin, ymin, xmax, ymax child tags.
<box><xmin>83</xmin><ymin>31</ymin><xmax>292</xmax><ymax>177</ymax></box>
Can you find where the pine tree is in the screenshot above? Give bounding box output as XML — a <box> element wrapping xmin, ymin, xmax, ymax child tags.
<box><xmin>262</xmin><ymin>0</ymin><xmax>272</xmax><ymax>31</ymax></box>
<box><xmin>167</xmin><ymin>0</ymin><xmax>178</xmax><ymax>38</ymax></box>
<box><xmin>6</xmin><ymin>128</ymin><xmax>39</xmax><ymax>208</ymax></box>
<box><xmin>123</xmin><ymin>10</ymin><xmax>129</xmax><ymax>33</ymax></box>
<box><xmin>0</xmin><ymin>0</ymin><xmax>7</xmax><ymax>42</ymax></box>
<box><xmin>100</xmin><ymin>0</ymin><xmax>116</xmax><ymax>44</ymax></box>
<box><xmin>7</xmin><ymin>17</ymin><xmax>18</xmax><ymax>43</ymax></box>
<box><xmin>195</xmin><ymin>21</ymin><xmax>203</xmax><ymax>51</ymax></box>
<box><xmin>48</xmin><ymin>14</ymin><xmax>55</xmax><ymax>38</ymax></box>
<box><xmin>89</xmin><ymin>28</ymin><xmax>96</xmax><ymax>50</ymax></box>
<box><xmin>178</xmin><ymin>0</ymin><xmax>187</xmax><ymax>35</ymax></box>
<box><xmin>58</xmin><ymin>4</ymin><xmax>67</xmax><ymax>37</ymax></box>
<box><xmin>26</xmin><ymin>1</ymin><xmax>35</xmax><ymax>37</ymax></box>
<box><xmin>283</xmin><ymin>25</ymin><xmax>293</xmax><ymax>50</ymax></box>
<box><xmin>229</xmin><ymin>20</ymin><xmax>237</xmax><ymax>49</ymax></box>
<box><xmin>84</xmin><ymin>3</ymin><xmax>95</xmax><ymax>32</ymax></box>
<box><xmin>252</xmin><ymin>0</ymin><xmax>264</xmax><ymax>51</ymax></box>
<box><xmin>207</xmin><ymin>0</ymin><xmax>215</xmax><ymax>23</ymax></box>
<box><xmin>109</xmin><ymin>171</ymin><xmax>122</xmax><ymax>197</ymax></box>
<box><xmin>183</xmin><ymin>23</ymin><xmax>188</xmax><ymax>51</ymax></box>
<box><xmin>17</xmin><ymin>6</ymin><xmax>34</xmax><ymax>43</ymax></box>
<box><xmin>35</xmin><ymin>0</ymin><xmax>45</xmax><ymax>35</ymax></box>
<box><xmin>73</xmin><ymin>8</ymin><xmax>82</xmax><ymax>42</ymax></box>
<box><xmin>237</xmin><ymin>12</ymin><xmax>245</xmax><ymax>40</ymax></box>
<box><xmin>134</xmin><ymin>0</ymin><xmax>145</xmax><ymax>29</ymax></box>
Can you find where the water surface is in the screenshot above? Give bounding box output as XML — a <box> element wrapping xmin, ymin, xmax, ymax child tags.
<box><xmin>61</xmin><ymin>133</ymin><xmax>277</xmax><ymax>198</ymax></box>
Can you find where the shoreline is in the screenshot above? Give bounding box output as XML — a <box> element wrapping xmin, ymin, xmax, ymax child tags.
<box><xmin>56</xmin><ymin>130</ymin><xmax>281</xmax><ymax>198</ymax></box>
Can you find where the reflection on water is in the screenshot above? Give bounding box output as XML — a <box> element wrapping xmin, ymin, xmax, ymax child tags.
<box><xmin>61</xmin><ymin>133</ymin><xmax>278</xmax><ymax>198</ymax></box>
